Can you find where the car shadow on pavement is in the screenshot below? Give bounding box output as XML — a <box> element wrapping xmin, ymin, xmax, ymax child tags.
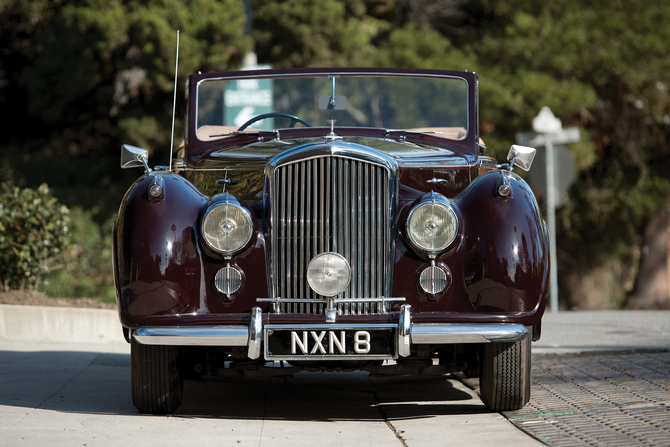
<box><xmin>177</xmin><ymin>372</ymin><xmax>487</xmax><ymax>421</ymax></box>
<box><xmin>0</xmin><ymin>350</ymin><xmax>133</xmax><ymax>415</ymax></box>
<box><xmin>0</xmin><ymin>349</ymin><xmax>487</xmax><ymax>421</ymax></box>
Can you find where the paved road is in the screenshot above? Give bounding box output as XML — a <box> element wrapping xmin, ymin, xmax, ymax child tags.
<box><xmin>534</xmin><ymin>310</ymin><xmax>670</xmax><ymax>354</ymax></box>
<box><xmin>0</xmin><ymin>339</ymin><xmax>538</xmax><ymax>447</ymax></box>
<box><xmin>1</xmin><ymin>307</ymin><xmax>669</xmax><ymax>446</ymax></box>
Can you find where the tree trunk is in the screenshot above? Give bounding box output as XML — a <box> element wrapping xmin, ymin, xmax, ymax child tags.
<box><xmin>627</xmin><ymin>205</ymin><xmax>670</xmax><ymax>309</ymax></box>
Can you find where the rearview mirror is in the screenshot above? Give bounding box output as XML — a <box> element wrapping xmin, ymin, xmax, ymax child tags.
<box><xmin>318</xmin><ymin>96</ymin><xmax>346</xmax><ymax>110</ymax></box>
<box><xmin>121</xmin><ymin>144</ymin><xmax>150</xmax><ymax>171</ymax></box>
<box><xmin>507</xmin><ymin>145</ymin><xmax>536</xmax><ymax>171</ymax></box>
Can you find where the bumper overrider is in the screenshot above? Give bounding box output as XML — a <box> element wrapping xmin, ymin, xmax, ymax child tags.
<box><xmin>132</xmin><ymin>305</ymin><xmax>529</xmax><ymax>360</ymax></box>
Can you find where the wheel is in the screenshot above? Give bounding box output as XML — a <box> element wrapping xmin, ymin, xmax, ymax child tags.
<box><xmin>131</xmin><ymin>338</ymin><xmax>183</xmax><ymax>414</ymax></box>
<box><xmin>479</xmin><ymin>334</ymin><xmax>531</xmax><ymax>411</ymax></box>
<box><xmin>237</xmin><ymin>112</ymin><xmax>313</xmax><ymax>131</ymax></box>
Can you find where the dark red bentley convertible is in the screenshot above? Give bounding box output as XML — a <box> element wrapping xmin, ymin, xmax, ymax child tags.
<box><xmin>113</xmin><ymin>68</ymin><xmax>548</xmax><ymax>414</ymax></box>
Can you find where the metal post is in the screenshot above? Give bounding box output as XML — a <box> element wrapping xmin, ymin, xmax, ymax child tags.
<box><xmin>546</xmin><ymin>138</ymin><xmax>559</xmax><ymax>313</ymax></box>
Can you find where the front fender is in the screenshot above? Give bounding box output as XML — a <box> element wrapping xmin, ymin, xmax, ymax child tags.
<box><xmin>458</xmin><ymin>171</ymin><xmax>549</xmax><ymax>315</ymax></box>
<box><xmin>114</xmin><ymin>172</ymin><xmax>209</xmax><ymax>323</ymax></box>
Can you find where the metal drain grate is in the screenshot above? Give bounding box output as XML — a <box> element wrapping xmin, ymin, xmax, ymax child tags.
<box><xmin>501</xmin><ymin>351</ymin><xmax>670</xmax><ymax>446</ymax></box>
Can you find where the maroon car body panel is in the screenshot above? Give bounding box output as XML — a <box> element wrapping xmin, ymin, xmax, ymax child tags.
<box><xmin>113</xmin><ymin>68</ymin><xmax>548</xmax><ymax>331</ymax></box>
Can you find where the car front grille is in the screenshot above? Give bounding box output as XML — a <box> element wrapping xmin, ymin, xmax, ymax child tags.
<box><xmin>271</xmin><ymin>155</ymin><xmax>392</xmax><ymax>315</ymax></box>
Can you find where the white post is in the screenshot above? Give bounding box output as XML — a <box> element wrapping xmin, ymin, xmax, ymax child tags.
<box><xmin>545</xmin><ymin>138</ymin><xmax>559</xmax><ymax>313</ymax></box>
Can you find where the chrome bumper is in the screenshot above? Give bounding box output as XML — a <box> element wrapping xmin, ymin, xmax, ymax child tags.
<box><xmin>132</xmin><ymin>305</ymin><xmax>528</xmax><ymax>359</ymax></box>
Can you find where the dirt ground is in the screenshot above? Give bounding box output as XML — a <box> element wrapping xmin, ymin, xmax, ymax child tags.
<box><xmin>0</xmin><ymin>289</ymin><xmax>115</xmax><ymax>309</ymax></box>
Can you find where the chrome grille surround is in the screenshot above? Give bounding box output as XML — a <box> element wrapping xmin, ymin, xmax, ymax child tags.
<box><xmin>267</xmin><ymin>142</ymin><xmax>398</xmax><ymax>315</ymax></box>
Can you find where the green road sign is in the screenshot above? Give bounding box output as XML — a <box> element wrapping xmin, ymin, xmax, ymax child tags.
<box><xmin>224</xmin><ymin>71</ymin><xmax>273</xmax><ymax>130</ymax></box>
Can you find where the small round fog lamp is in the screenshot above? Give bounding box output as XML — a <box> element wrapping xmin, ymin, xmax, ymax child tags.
<box><xmin>306</xmin><ymin>252</ymin><xmax>351</xmax><ymax>296</ymax></box>
<box><xmin>419</xmin><ymin>265</ymin><xmax>448</xmax><ymax>295</ymax></box>
<box><xmin>214</xmin><ymin>265</ymin><xmax>243</xmax><ymax>296</ymax></box>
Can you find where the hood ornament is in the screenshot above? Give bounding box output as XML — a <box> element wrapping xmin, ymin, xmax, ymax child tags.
<box><xmin>325</xmin><ymin>119</ymin><xmax>342</xmax><ymax>140</ymax></box>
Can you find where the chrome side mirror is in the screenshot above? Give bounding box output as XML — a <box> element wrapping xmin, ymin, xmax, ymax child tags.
<box><xmin>121</xmin><ymin>144</ymin><xmax>151</xmax><ymax>172</ymax></box>
<box><xmin>507</xmin><ymin>144</ymin><xmax>536</xmax><ymax>171</ymax></box>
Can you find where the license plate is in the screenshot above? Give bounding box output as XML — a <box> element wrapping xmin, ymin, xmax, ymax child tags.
<box><xmin>264</xmin><ymin>325</ymin><xmax>396</xmax><ymax>361</ymax></box>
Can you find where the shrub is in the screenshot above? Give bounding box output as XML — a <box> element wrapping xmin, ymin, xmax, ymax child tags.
<box><xmin>39</xmin><ymin>207</ymin><xmax>115</xmax><ymax>303</ymax></box>
<box><xmin>0</xmin><ymin>183</ymin><xmax>72</xmax><ymax>291</ymax></box>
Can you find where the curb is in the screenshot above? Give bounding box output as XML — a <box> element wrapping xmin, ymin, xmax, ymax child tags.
<box><xmin>0</xmin><ymin>304</ymin><xmax>125</xmax><ymax>344</ymax></box>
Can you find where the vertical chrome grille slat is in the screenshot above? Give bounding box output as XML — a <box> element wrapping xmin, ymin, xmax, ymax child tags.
<box><xmin>311</xmin><ymin>159</ymin><xmax>318</xmax><ymax>313</ymax></box>
<box><xmin>369</xmin><ymin>165</ymin><xmax>379</xmax><ymax>312</ymax></box>
<box><xmin>326</xmin><ymin>157</ymin><xmax>331</xmax><ymax>253</ymax></box>
<box><xmin>351</xmin><ymin>160</ymin><xmax>358</xmax><ymax>314</ymax></box>
<box><xmin>292</xmin><ymin>164</ymin><xmax>298</xmax><ymax>312</ymax></box>
<box><xmin>281</xmin><ymin>167</ymin><xmax>287</xmax><ymax>307</ymax></box>
<box><xmin>357</xmin><ymin>162</ymin><xmax>363</xmax><ymax>314</ymax></box>
<box><xmin>377</xmin><ymin>169</ymin><xmax>385</xmax><ymax>313</ymax></box>
<box><xmin>343</xmin><ymin>159</ymin><xmax>351</xmax><ymax>315</ymax></box>
<box><xmin>298</xmin><ymin>165</ymin><xmax>307</xmax><ymax>314</ymax></box>
<box><xmin>272</xmin><ymin>154</ymin><xmax>391</xmax><ymax>315</ymax></box>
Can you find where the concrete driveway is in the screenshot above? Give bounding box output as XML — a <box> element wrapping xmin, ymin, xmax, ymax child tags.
<box><xmin>0</xmin><ymin>339</ymin><xmax>538</xmax><ymax>446</ymax></box>
<box><xmin>1</xmin><ymin>305</ymin><xmax>668</xmax><ymax>446</ymax></box>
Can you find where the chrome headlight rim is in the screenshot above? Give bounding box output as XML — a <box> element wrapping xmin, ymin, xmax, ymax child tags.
<box><xmin>212</xmin><ymin>264</ymin><xmax>245</xmax><ymax>298</ymax></box>
<box><xmin>306</xmin><ymin>252</ymin><xmax>352</xmax><ymax>297</ymax></box>
<box><xmin>201</xmin><ymin>196</ymin><xmax>254</xmax><ymax>256</ymax></box>
<box><xmin>406</xmin><ymin>193</ymin><xmax>459</xmax><ymax>256</ymax></box>
<box><xmin>419</xmin><ymin>263</ymin><xmax>450</xmax><ymax>295</ymax></box>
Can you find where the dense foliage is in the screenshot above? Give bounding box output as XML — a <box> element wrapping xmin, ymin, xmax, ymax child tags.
<box><xmin>0</xmin><ymin>184</ymin><xmax>72</xmax><ymax>291</ymax></box>
<box><xmin>40</xmin><ymin>207</ymin><xmax>116</xmax><ymax>303</ymax></box>
<box><xmin>1</xmin><ymin>0</ymin><xmax>669</xmax><ymax>306</ymax></box>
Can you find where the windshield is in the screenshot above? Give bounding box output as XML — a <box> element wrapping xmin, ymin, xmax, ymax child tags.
<box><xmin>196</xmin><ymin>73</ymin><xmax>469</xmax><ymax>142</ymax></box>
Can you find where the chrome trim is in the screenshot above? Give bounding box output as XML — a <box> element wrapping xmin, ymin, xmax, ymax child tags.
<box><xmin>121</xmin><ymin>144</ymin><xmax>151</xmax><ymax>172</ymax></box>
<box><xmin>497</xmin><ymin>174</ymin><xmax>512</xmax><ymax>197</ymax></box>
<box><xmin>256</xmin><ymin>297</ymin><xmax>405</xmax><ymax>305</ymax></box>
<box><xmin>133</xmin><ymin>326</ymin><xmax>249</xmax><ymax>346</ymax></box>
<box><xmin>248</xmin><ymin>307</ymin><xmax>262</xmax><ymax>359</ymax></box>
<box><xmin>426</xmin><ymin>178</ymin><xmax>449</xmax><ymax>185</ymax></box>
<box><xmin>195</xmin><ymin>72</ymin><xmax>470</xmax><ymax>142</ymax></box>
<box><xmin>265</xmin><ymin>323</ymin><xmax>397</xmax><ymax>329</ymax></box>
<box><xmin>475</xmin><ymin>74</ymin><xmax>480</xmax><ymax>144</ymax></box>
<box><xmin>398</xmin><ymin>304</ymin><xmax>412</xmax><ymax>357</ymax></box>
<box><xmin>411</xmin><ymin>323</ymin><xmax>528</xmax><ymax>344</ymax></box>
<box><xmin>419</xmin><ymin>261</ymin><xmax>448</xmax><ymax>295</ymax></box>
<box><xmin>507</xmin><ymin>144</ymin><xmax>536</xmax><ymax>172</ymax></box>
<box><xmin>325</xmin><ymin>119</ymin><xmax>342</xmax><ymax>140</ymax></box>
<box><xmin>201</xmin><ymin>192</ymin><xmax>254</xmax><ymax>256</ymax></box>
<box><xmin>325</xmin><ymin>297</ymin><xmax>337</xmax><ymax>323</ymax></box>
<box><xmin>267</xmin><ymin>142</ymin><xmax>399</xmax><ymax>315</ymax></box>
<box><xmin>306</xmin><ymin>252</ymin><xmax>351</xmax><ymax>297</ymax></box>
<box><xmin>263</xmin><ymin>323</ymin><xmax>397</xmax><ymax>361</ymax></box>
<box><xmin>406</xmin><ymin>191</ymin><xmax>459</xmax><ymax>257</ymax></box>
<box><xmin>130</xmin><ymin>319</ymin><xmax>528</xmax><ymax>360</ymax></box>
<box><xmin>213</xmin><ymin>264</ymin><xmax>243</xmax><ymax>296</ymax></box>
<box><xmin>148</xmin><ymin>174</ymin><xmax>164</xmax><ymax>199</ymax></box>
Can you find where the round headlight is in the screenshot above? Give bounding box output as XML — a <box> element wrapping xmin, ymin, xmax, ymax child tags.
<box><xmin>202</xmin><ymin>200</ymin><xmax>253</xmax><ymax>254</ymax></box>
<box><xmin>407</xmin><ymin>195</ymin><xmax>458</xmax><ymax>254</ymax></box>
<box><xmin>307</xmin><ymin>252</ymin><xmax>351</xmax><ymax>297</ymax></box>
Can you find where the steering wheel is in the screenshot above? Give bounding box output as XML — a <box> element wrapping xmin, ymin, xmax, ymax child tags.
<box><xmin>237</xmin><ymin>112</ymin><xmax>313</xmax><ymax>131</ymax></box>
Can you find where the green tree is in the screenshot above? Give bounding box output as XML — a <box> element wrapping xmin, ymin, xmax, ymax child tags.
<box><xmin>0</xmin><ymin>0</ymin><xmax>250</xmax><ymax>299</ymax></box>
<box><xmin>253</xmin><ymin>0</ymin><xmax>670</xmax><ymax>307</ymax></box>
<box><xmin>0</xmin><ymin>0</ymin><xmax>251</xmax><ymax>213</ymax></box>
<box><xmin>3</xmin><ymin>0</ymin><xmax>670</xmax><ymax>308</ymax></box>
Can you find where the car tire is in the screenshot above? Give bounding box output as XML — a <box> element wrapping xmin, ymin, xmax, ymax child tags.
<box><xmin>131</xmin><ymin>339</ymin><xmax>183</xmax><ymax>414</ymax></box>
<box><xmin>479</xmin><ymin>334</ymin><xmax>531</xmax><ymax>411</ymax></box>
